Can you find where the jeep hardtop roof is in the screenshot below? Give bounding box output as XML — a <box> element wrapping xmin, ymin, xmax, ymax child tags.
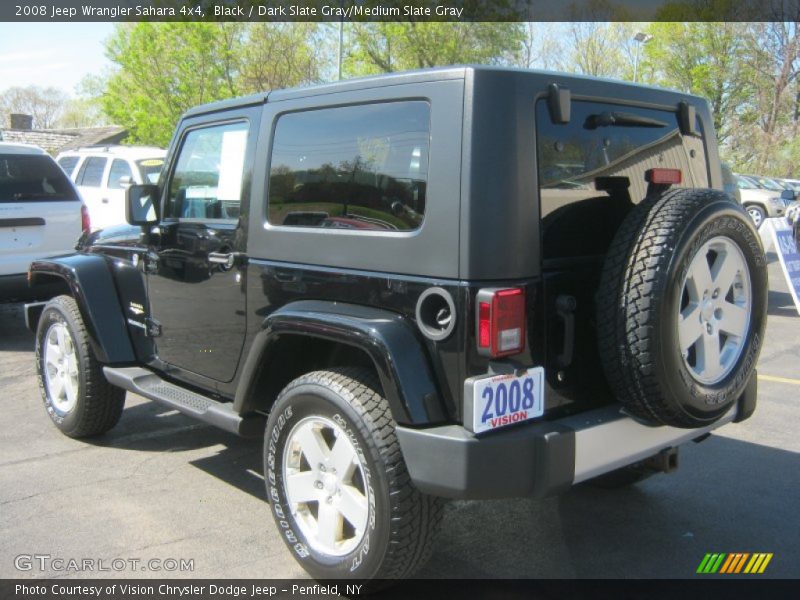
<box><xmin>182</xmin><ymin>65</ymin><xmax>709</xmax><ymax>119</ymax></box>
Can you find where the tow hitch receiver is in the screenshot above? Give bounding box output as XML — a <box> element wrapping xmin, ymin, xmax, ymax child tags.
<box><xmin>644</xmin><ymin>447</ymin><xmax>679</xmax><ymax>474</ymax></box>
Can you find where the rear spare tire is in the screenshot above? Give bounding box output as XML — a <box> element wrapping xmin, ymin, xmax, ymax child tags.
<box><xmin>597</xmin><ymin>189</ymin><xmax>767</xmax><ymax>428</ymax></box>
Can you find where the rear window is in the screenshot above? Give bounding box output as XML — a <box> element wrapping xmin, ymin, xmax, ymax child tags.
<box><xmin>268</xmin><ymin>101</ymin><xmax>430</xmax><ymax>232</ymax></box>
<box><xmin>536</xmin><ymin>99</ymin><xmax>708</xmax><ymax>259</ymax></box>
<box><xmin>0</xmin><ymin>155</ymin><xmax>79</xmax><ymax>202</ymax></box>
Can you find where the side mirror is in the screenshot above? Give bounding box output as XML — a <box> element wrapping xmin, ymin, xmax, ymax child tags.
<box><xmin>781</xmin><ymin>188</ymin><xmax>796</xmax><ymax>201</ymax></box>
<box><xmin>118</xmin><ymin>175</ymin><xmax>133</xmax><ymax>189</ymax></box>
<box><xmin>126</xmin><ymin>184</ymin><xmax>159</xmax><ymax>226</ymax></box>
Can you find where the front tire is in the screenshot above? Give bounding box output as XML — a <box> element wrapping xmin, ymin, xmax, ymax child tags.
<box><xmin>264</xmin><ymin>368</ymin><xmax>443</xmax><ymax>580</ymax></box>
<box><xmin>35</xmin><ymin>295</ymin><xmax>125</xmax><ymax>438</ymax></box>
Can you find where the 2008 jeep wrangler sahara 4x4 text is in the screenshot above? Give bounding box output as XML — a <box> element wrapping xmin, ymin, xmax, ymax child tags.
<box><xmin>26</xmin><ymin>67</ymin><xmax>767</xmax><ymax>581</ymax></box>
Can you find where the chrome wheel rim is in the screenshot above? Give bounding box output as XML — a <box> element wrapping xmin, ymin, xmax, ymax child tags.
<box><xmin>747</xmin><ymin>207</ymin><xmax>763</xmax><ymax>227</ymax></box>
<box><xmin>282</xmin><ymin>415</ymin><xmax>370</xmax><ymax>556</ymax></box>
<box><xmin>44</xmin><ymin>322</ymin><xmax>80</xmax><ymax>414</ymax></box>
<box><xmin>678</xmin><ymin>236</ymin><xmax>752</xmax><ymax>385</ymax></box>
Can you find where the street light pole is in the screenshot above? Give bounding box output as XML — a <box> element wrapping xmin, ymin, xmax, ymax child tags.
<box><xmin>338</xmin><ymin>19</ymin><xmax>344</xmax><ymax>81</ymax></box>
<box><xmin>632</xmin><ymin>32</ymin><xmax>653</xmax><ymax>83</ymax></box>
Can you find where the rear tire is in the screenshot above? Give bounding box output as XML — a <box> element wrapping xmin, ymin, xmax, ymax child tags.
<box><xmin>35</xmin><ymin>295</ymin><xmax>125</xmax><ymax>438</ymax></box>
<box><xmin>597</xmin><ymin>189</ymin><xmax>767</xmax><ymax>428</ymax></box>
<box><xmin>264</xmin><ymin>367</ymin><xmax>444</xmax><ymax>581</ymax></box>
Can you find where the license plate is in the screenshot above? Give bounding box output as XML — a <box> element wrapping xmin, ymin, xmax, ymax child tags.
<box><xmin>467</xmin><ymin>367</ymin><xmax>544</xmax><ymax>434</ymax></box>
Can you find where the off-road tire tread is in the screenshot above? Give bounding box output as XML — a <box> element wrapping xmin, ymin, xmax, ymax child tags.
<box><xmin>597</xmin><ymin>189</ymin><xmax>739</xmax><ymax>427</ymax></box>
<box><xmin>37</xmin><ymin>295</ymin><xmax>125</xmax><ymax>437</ymax></box>
<box><xmin>276</xmin><ymin>367</ymin><xmax>445</xmax><ymax>580</ymax></box>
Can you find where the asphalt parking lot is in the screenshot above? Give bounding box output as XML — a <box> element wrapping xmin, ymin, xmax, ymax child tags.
<box><xmin>0</xmin><ymin>255</ymin><xmax>798</xmax><ymax>581</ymax></box>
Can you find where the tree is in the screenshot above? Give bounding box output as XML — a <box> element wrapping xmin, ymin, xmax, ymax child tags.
<box><xmin>101</xmin><ymin>23</ymin><xmax>326</xmax><ymax>146</ymax></box>
<box><xmin>58</xmin><ymin>76</ymin><xmax>110</xmax><ymax>129</ymax></box>
<box><xmin>0</xmin><ymin>86</ymin><xmax>68</xmax><ymax>129</ymax></box>
<box><xmin>642</xmin><ymin>22</ymin><xmax>751</xmax><ymax>144</ymax></box>
<box><xmin>560</xmin><ymin>22</ymin><xmax>638</xmax><ymax>79</ymax></box>
<box><xmin>741</xmin><ymin>21</ymin><xmax>800</xmax><ymax>173</ymax></box>
<box><xmin>518</xmin><ymin>22</ymin><xmax>564</xmax><ymax>70</ymax></box>
<box><xmin>343</xmin><ymin>22</ymin><xmax>524</xmax><ymax>77</ymax></box>
<box><xmin>239</xmin><ymin>23</ymin><xmax>326</xmax><ymax>92</ymax></box>
<box><xmin>102</xmin><ymin>23</ymin><xmax>243</xmax><ymax>146</ymax></box>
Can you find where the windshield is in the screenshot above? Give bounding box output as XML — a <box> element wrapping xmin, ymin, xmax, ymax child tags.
<box><xmin>751</xmin><ymin>176</ymin><xmax>783</xmax><ymax>191</ymax></box>
<box><xmin>736</xmin><ymin>177</ymin><xmax>751</xmax><ymax>189</ymax></box>
<box><xmin>136</xmin><ymin>158</ymin><xmax>165</xmax><ymax>184</ymax></box>
<box><xmin>0</xmin><ymin>154</ymin><xmax>79</xmax><ymax>202</ymax></box>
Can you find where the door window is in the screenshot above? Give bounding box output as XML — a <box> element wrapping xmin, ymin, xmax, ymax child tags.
<box><xmin>165</xmin><ymin>122</ymin><xmax>249</xmax><ymax>221</ymax></box>
<box><xmin>108</xmin><ymin>159</ymin><xmax>133</xmax><ymax>189</ymax></box>
<box><xmin>75</xmin><ymin>157</ymin><xmax>107</xmax><ymax>187</ymax></box>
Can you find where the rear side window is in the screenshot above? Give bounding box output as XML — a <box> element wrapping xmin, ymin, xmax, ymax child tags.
<box><xmin>108</xmin><ymin>159</ymin><xmax>133</xmax><ymax>189</ymax></box>
<box><xmin>57</xmin><ymin>156</ymin><xmax>79</xmax><ymax>176</ymax></box>
<box><xmin>536</xmin><ymin>99</ymin><xmax>708</xmax><ymax>259</ymax></box>
<box><xmin>0</xmin><ymin>155</ymin><xmax>79</xmax><ymax>202</ymax></box>
<box><xmin>268</xmin><ymin>101</ymin><xmax>430</xmax><ymax>231</ymax></box>
<box><xmin>76</xmin><ymin>156</ymin><xmax>107</xmax><ymax>187</ymax></box>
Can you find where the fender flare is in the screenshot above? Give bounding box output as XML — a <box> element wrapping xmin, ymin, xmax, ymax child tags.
<box><xmin>234</xmin><ymin>300</ymin><xmax>446</xmax><ymax>426</ymax></box>
<box><xmin>28</xmin><ymin>254</ymin><xmax>135</xmax><ymax>364</ymax></box>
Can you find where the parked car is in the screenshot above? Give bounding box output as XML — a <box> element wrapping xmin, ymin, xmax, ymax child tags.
<box><xmin>736</xmin><ymin>174</ymin><xmax>788</xmax><ymax>227</ymax></box>
<box><xmin>779</xmin><ymin>178</ymin><xmax>800</xmax><ymax>193</ymax></box>
<box><xmin>0</xmin><ymin>143</ymin><xmax>86</xmax><ymax>302</ymax></box>
<box><xmin>56</xmin><ymin>145</ymin><xmax>165</xmax><ymax>231</ymax></box>
<box><xmin>26</xmin><ymin>67</ymin><xmax>767</xmax><ymax>582</ymax></box>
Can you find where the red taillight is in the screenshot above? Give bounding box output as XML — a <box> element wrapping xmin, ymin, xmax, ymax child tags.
<box><xmin>81</xmin><ymin>204</ymin><xmax>90</xmax><ymax>232</ymax></box>
<box><xmin>476</xmin><ymin>287</ymin><xmax>526</xmax><ymax>357</ymax></box>
<box><xmin>645</xmin><ymin>168</ymin><xmax>682</xmax><ymax>185</ymax></box>
<box><xmin>478</xmin><ymin>302</ymin><xmax>491</xmax><ymax>348</ymax></box>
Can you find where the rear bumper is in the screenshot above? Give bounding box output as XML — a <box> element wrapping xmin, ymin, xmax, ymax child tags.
<box><xmin>396</xmin><ymin>382</ymin><xmax>755</xmax><ymax>499</ymax></box>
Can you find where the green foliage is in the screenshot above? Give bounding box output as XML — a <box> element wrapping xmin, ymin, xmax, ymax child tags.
<box><xmin>642</xmin><ymin>22</ymin><xmax>751</xmax><ymax>144</ymax></box>
<box><xmin>636</xmin><ymin>19</ymin><xmax>800</xmax><ymax>177</ymax></box>
<box><xmin>343</xmin><ymin>22</ymin><xmax>524</xmax><ymax>76</ymax></box>
<box><xmin>101</xmin><ymin>23</ymin><xmax>324</xmax><ymax>146</ymax></box>
<box><xmin>102</xmin><ymin>23</ymin><xmax>240</xmax><ymax>146</ymax></box>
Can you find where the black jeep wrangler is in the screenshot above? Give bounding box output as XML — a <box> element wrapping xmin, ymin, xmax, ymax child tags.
<box><xmin>27</xmin><ymin>67</ymin><xmax>767</xmax><ymax>581</ymax></box>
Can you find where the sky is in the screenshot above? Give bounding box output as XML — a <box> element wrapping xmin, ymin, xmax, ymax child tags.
<box><xmin>0</xmin><ymin>23</ymin><xmax>114</xmax><ymax>96</ymax></box>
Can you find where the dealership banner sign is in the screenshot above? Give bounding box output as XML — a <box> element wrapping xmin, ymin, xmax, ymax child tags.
<box><xmin>761</xmin><ymin>217</ymin><xmax>800</xmax><ymax>316</ymax></box>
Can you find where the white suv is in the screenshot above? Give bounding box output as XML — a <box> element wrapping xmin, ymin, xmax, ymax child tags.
<box><xmin>56</xmin><ymin>145</ymin><xmax>166</xmax><ymax>231</ymax></box>
<box><xmin>1</xmin><ymin>143</ymin><xmax>86</xmax><ymax>301</ymax></box>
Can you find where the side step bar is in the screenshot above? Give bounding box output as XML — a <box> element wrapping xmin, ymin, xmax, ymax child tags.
<box><xmin>103</xmin><ymin>366</ymin><xmax>264</xmax><ymax>438</ymax></box>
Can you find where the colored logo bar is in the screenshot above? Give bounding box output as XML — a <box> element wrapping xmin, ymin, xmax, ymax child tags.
<box><xmin>697</xmin><ymin>553</ymin><xmax>773</xmax><ymax>574</ymax></box>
